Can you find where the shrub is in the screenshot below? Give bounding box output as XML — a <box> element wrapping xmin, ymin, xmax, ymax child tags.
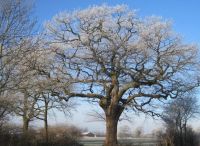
<box><xmin>0</xmin><ymin>124</ymin><xmax>83</xmax><ymax>146</ymax></box>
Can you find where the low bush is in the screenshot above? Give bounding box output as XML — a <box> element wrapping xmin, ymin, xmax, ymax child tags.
<box><xmin>0</xmin><ymin>124</ymin><xmax>83</xmax><ymax>146</ymax></box>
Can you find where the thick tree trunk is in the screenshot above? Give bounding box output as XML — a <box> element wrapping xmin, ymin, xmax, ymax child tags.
<box><xmin>104</xmin><ymin>115</ymin><xmax>119</xmax><ymax>146</ymax></box>
<box><xmin>101</xmin><ymin>74</ymin><xmax>123</xmax><ymax>146</ymax></box>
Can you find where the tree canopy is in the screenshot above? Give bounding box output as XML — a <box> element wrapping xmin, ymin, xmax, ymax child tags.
<box><xmin>46</xmin><ymin>5</ymin><xmax>200</xmax><ymax>146</ymax></box>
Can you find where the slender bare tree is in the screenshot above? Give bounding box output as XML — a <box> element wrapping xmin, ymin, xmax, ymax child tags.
<box><xmin>118</xmin><ymin>125</ymin><xmax>132</xmax><ymax>138</ymax></box>
<box><xmin>0</xmin><ymin>0</ymin><xmax>36</xmax><ymax>127</ymax></box>
<box><xmin>13</xmin><ymin>37</ymin><xmax>73</xmax><ymax>138</ymax></box>
<box><xmin>46</xmin><ymin>5</ymin><xmax>200</xmax><ymax>146</ymax></box>
<box><xmin>162</xmin><ymin>93</ymin><xmax>200</xmax><ymax>146</ymax></box>
<box><xmin>14</xmin><ymin>91</ymin><xmax>39</xmax><ymax>133</ymax></box>
<box><xmin>35</xmin><ymin>92</ymin><xmax>73</xmax><ymax>144</ymax></box>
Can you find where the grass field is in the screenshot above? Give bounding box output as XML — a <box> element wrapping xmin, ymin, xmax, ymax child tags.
<box><xmin>79</xmin><ymin>137</ymin><xmax>160</xmax><ymax>146</ymax></box>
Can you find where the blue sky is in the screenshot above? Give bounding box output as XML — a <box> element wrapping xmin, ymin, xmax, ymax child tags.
<box><xmin>35</xmin><ymin>0</ymin><xmax>200</xmax><ymax>43</ymax></box>
<box><xmin>33</xmin><ymin>0</ymin><xmax>200</xmax><ymax>133</ymax></box>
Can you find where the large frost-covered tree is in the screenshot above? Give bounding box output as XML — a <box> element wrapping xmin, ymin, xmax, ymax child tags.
<box><xmin>46</xmin><ymin>5</ymin><xmax>199</xmax><ymax>146</ymax></box>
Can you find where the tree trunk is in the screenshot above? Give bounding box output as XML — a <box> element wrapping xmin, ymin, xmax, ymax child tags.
<box><xmin>183</xmin><ymin>122</ymin><xmax>187</xmax><ymax>146</ymax></box>
<box><xmin>179</xmin><ymin>124</ymin><xmax>183</xmax><ymax>146</ymax></box>
<box><xmin>105</xmin><ymin>115</ymin><xmax>119</xmax><ymax>146</ymax></box>
<box><xmin>23</xmin><ymin>117</ymin><xmax>29</xmax><ymax>134</ymax></box>
<box><xmin>22</xmin><ymin>116</ymin><xmax>29</xmax><ymax>145</ymax></box>
<box><xmin>44</xmin><ymin>101</ymin><xmax>48</xmax><ymax>145</ymax></box>
<box><xmin>23</xmin><ymin>92</ymin><xmax>29</xmax><ymax>134</ymax></box>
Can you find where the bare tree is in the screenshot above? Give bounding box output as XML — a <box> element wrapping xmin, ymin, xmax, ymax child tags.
<box><xmin>12</xmin><ymin>36</ymin><xmax>74</xmax><ymax>140</ymax></box>
<box><xmin>134</xmin><ymin>127</ymin><xmax>143</xmax><ymax>138</ymax></box>
<box><xmin>0</xmin><ymin>0</ymin><xmax>37</xmax><ymax>129</ymax></box>
<box><xmin>35</xmin><ymin>92</ymin><xmax>73</xmax><ymax>144</ymax></box>
<box><xmin>11</xmin><ymin>38</ymin><xmax>47</xmax><ymax>134</ymax></box>
<box><xmin>46</xmin><ymin>5</ymin><xmax>200</xmax><ymax>146</ymax></box>
<box><xmin>118</xmin><ymin>125</ymin><xmax>132</xmax><ymax>138</ymax></box>
<box><xmin>0</xmin><ymin>94</ymin><xmax>14</xmax><ymax>128</ymax></box>
<box><xmin>28</xmin><ymin>49</ymin><xmax>74</xmax><ymax>144</ymax></box>
<box><xmin>0</xmin><ymin>0</ymin><xmax>35</xmax><ymax>93</ymax></box>
<box><xmin>13</xmin><ymin>52</ymin><xmax>49</xmax><ymax>134</ymax></box>
<box><xmin>162</xmin><ymin>94</ymin><xmax>200</xmax><ymax>146</ymax></box>
<box><xmin>14</xmin><ymin>91</ymin><xmax>39</xmax><ymax>133</ymax></box>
